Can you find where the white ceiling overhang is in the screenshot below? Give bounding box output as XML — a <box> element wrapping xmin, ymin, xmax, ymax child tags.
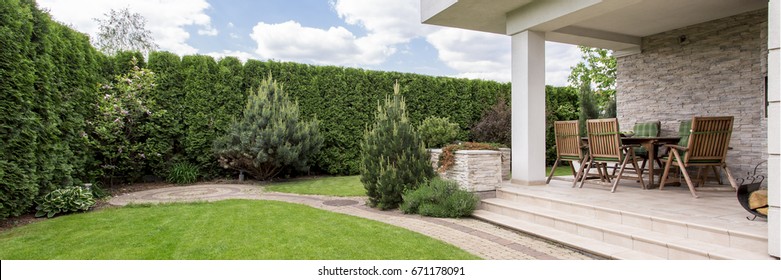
<box><xmin>421</xmin><ymin>0</ymin><xmax>767</xmax><ymax>56</ymax></box>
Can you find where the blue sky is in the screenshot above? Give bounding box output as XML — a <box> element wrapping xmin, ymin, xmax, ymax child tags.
<box><xmin>38</xmin><ymin>0</ymin><xmax>582</xmax><ymax>85</ymax></box>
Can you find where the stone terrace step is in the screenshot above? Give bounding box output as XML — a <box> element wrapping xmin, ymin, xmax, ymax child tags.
<box><xmin>474</xmin><ymin>188</ymin><xmax>772</xmax><ymax>260</ymax></box>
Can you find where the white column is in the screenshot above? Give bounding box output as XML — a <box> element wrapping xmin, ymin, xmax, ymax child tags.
<box><xmin>511</xmin><ymin>30</ymin><xmax>546</xmax><ymax>185</ymax></box>
<box><xmin>767</xmin><ymin>0</ymin><xmax>780</xmax><ymax>258</ymax></box>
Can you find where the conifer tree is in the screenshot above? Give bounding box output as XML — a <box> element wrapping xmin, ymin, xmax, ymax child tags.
<box><xmin>360</xmin><ymin>82</ymin><xmax>434</xmax><ymax>210</ymax></box>
<box><xmin>213</xmin><ymin>75</ymin><xmax>323</xmax><ymax>180</ymax></box>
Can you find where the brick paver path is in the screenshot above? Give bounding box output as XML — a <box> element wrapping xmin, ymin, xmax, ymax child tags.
<box><xmin>109</xmin><ymin>184</ymin><xmax>597</xmax><ymax>260</ymax></box>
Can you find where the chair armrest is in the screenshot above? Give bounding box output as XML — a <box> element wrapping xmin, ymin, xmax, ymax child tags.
<box><xmin>663</xmin><ymin>144</ymin><xmax>689</xmax><ymax>151</ymax></box>
<box><xmin>620</xmin><ymin>144</ymin><xmax>641</xmax><ymax>148</ymax></box>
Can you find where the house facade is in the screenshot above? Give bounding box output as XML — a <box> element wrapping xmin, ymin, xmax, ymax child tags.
<box><xmin>421</xmin><ymin>0</ymin><xmax>779</xmax><ymax>258</ymax></box>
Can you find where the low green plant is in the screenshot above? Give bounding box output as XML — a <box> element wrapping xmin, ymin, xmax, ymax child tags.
<box><xmin>166</xmin><ymin>162</ymin><xmax>199</xmax><ymax>184</ymax></box>
<box><xmin>35</xmin><ymin>187</ymin><xmax>96</xmax><ymax>218</ymax></box>
<box><xmin>419</xmin><ymin>116</ymin><xmax>460</xmax><ymax>148</ymax></box>
<box><xmin>401</xmin><ymin>178</ymin><xmax>478</xmax><ymax>218</ymax></box>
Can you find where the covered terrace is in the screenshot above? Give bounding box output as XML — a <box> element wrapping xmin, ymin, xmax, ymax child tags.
<box><xmin>420</xmin><ymin>0</ymin><xmax>779</xmax><ymax>259</ymax></box>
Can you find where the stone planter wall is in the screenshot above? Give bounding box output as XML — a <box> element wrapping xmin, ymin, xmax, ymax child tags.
<box><xmin>428</xmin><ymin>149</ymin><xmax>503</xmax><ymax>192</ymax></box>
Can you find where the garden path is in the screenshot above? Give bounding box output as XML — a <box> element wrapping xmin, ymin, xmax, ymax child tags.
<box><xmin>109</xmin><ymin>184</ymin><xmax>596</xmax><ymax>260</ymax></box>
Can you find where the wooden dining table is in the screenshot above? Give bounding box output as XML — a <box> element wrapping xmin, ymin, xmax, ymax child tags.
<box><xmin>581</xmin><ymin>136</ymin><xmax>681</xmax><ymax>188</ymax></box>
<box><xmin>617</xmin><ymin>136</ymin><xmax>681</xmax><ymax>188</ymax></box>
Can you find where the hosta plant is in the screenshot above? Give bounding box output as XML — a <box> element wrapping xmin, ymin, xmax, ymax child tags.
<box><xmin>35</xmin><ymin>187</ymin><xmax>96</xmax><ymax>218</ymax></box>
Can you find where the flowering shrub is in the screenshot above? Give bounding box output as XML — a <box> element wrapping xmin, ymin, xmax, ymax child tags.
<box><xmin>84</xmin><ymin>57</ymin><xmax>160</xmax><ymax>185</ymax></box>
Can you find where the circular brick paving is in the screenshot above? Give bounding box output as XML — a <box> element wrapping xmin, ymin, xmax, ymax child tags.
<box><xmin>322</xmin><ymin>199</ymin><xmax>360</xmax><ymax>206</ymax></box>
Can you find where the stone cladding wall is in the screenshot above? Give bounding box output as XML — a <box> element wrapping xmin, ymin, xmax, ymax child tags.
<box><xmin>616</xmin><ymin>9</ymin><xmax>768</xmax><ymax>177</ymax></box>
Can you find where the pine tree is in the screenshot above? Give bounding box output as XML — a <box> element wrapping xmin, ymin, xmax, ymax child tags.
<box><xmin>212</xmin><ymin>75</ymin><xmax>323</xmax><ymax>180</ymax></box>
<box><xmin>360</xmin><ymin>82</ymin><xmax>434</xmax><ymax>210</ymax></box>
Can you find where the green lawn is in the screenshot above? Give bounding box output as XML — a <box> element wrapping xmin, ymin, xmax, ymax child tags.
<box><xmin>546</xmin><ymin>165</ymin><xmax>575</xmax><ymax>177</ymax></box>
<box><xmin>0</xmin><ymin>200</ymin><xmax>477</xmax><ymax>260</ymax></box>
<box><xmin>266</xmin><ymin>175</ymin><xmax>364</xmax><ymax>196</ymax></box>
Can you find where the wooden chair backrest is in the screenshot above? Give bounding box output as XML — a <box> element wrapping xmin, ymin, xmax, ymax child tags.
<box><xmin>685</xmin><ymin>116</ymin><xmax>734</xmax><ymax>163</ymax></box>
<box><xmin>553</xmin><ymin>120</ymin><xmax>582</xmax><ymax>159</ymax></box>
<box><xmin>586</xmin><ymin>118</ymin><xmax>622</xmax><ymax>161</ymax></box>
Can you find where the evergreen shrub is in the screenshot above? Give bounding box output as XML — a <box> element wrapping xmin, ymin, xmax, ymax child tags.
<box><xmin>419</xmin><ymin>116</ymin><xmax>460</xmax><ymax>148</ymax></box>
<box><xmin>360</xmin><ymin>82</ymin><xmax>434</xmax><ymax>210</ymax></box>
<box><xmin>400</xmin><ymin>177</ymin><xmax>478</xmax><ymax>218</ymax></box>
<box><xmin>213</xmin><ymin>75</ymin><xmax>323</xmax><ymax>180</ymax></box>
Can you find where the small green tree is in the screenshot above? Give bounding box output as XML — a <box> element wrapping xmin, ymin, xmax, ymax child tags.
<box><xmin>419</xmin><ymin>116</ymin><xmax>460</xmax><ymax>148</ymax></box>
<box><xmin>213</xmin><ymin>75</ymin><xmax>323</xmax><ymax>180</ymax></box>
<box><xmin>361</xmin><ymin>82</ymin><xmax>434</xmax><ymax>210</ymax></box>
<box><xmin>569</xmin><ymin>46</ymin><xmax>616</xmax><ymax>114</ymax></box>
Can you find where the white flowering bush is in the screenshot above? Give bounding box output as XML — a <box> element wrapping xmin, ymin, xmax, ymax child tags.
<box><xmin>85</xmin><ymin>57</ymin><xmax>160</xmax><ymax>185</ymax></box>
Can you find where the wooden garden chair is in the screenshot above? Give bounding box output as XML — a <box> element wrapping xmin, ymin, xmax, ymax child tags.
<box><xmin>547</xmin><ymin>120</ymin><xmax>605</xmax><ymax>186</ymax></box>
<box><xmin>579</xmin><ymin>118</ymin><xmax>646</xmax><ymax>192</ymax></box>
<box><xmin>659</xmin><ymin>116</ymin><xmax>738</xmax><ymax>198</ymax></box>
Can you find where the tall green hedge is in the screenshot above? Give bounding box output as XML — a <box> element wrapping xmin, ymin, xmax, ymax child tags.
<box><xmin>145</xmin><ymin>51</ymin><xmax>184</xmax><ymax>177</ymax></box>
<box><xmin>243</xmin><ymin>61</ymin><xmax>511</xmax><ymax>174</ymax></box>
<box><xmin>1</xmin><ymin>0</ymin><xmax>105</xmax><ymax>220</ymax></box>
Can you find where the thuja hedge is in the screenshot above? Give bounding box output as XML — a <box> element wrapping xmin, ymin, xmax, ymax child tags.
<box><xmin>1</xmin><ymin>0</ymin><xmax>107</xmax><ymax>219</ymax></box>
<box><xmin>237</xmin><ymin>60</ymin><xmax>511</xmax><ymax>174</ymax></box>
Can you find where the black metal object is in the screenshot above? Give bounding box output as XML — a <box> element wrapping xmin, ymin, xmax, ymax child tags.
<box><xmin>736</xmin><ymin>161</ymin><xmax>767</xmax><ymax>221</ymax></box>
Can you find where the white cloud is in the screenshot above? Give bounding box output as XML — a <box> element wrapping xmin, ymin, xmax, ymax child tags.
<box><xmin>251</xmin><ymin>21</ymin><xmax>392</xmax><ymax>65</ymax></box>
<box><xmin>204</xmin><ymin>50</ymin><xmax>256</xmax><ymax>63</ymax></box>
<box><xmin>333</xmin><ymin>0</ymin><xmax>434</xmax><ymax>44</ymax></box>
<box><xmin>38</xmin><ymin>0</ymin><xmax>215</xmax><ymax>55</ymax></box>
<box><xmin>249</xmin><ymin>0</ymin><xmax>434</xmax><ymax>67</ymax></box>
<box><xmin>426</xmin><ymin>29</ymin><xmax>511</xmax><ymax>82</ymax></box>
<box><xmin>198</xmin><ymin>26</ymin><xmax>219</xmax><ymax>36</ymax></box>
<box><xmin>228</xmin><ymin>22</ymin><xmax>235</xmax><ymax>28</ymax></box>
<box><xmin>545</xmin><ymin>42</ymin><xmax>582</xmax><ymax>86</ymax></box>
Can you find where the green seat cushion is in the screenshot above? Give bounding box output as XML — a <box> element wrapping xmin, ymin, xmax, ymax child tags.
<box><xmin>633</xmin><ymin>121</ymin><xmax>660</xmax><ymax>137</ymax></box>
<box><xmin>678</xmin><ymin>120</ymin><xmax>692</xmax><ymax>147</ymax></box>
<box><xmin>560</xmin><ymin>155</ymin><xmax>581</xmax><ymax>160</ymax></box>
<box><xmin>592</xmin><ymin>156</ymin><xmax>621</xmax><ymax>162</ymax></box>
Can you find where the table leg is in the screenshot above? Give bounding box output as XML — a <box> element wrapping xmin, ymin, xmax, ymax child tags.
<box><xmin>644</xmin><ymin>141</ymin><xmax>656</xmax><ymax>187</ymax></box>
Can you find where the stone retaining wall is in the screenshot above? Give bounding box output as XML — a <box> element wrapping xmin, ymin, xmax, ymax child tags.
<box><xmin>429</xmin><ymin>149</ymin><xmax>504</xmax><ymax>192</ymax></box>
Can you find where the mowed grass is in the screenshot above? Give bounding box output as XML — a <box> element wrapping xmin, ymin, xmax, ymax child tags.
<box><xmin>266</xmin><ymin>175</ymin><xmax>364</xmax><ymax>196</ymax></box>
<box><xmin>546</xmin><ymin>166</ymin><xmax>575</xmax><ymax>177</ymax></box>
<box><xmin>0</xmin><ymin>200</ymin><xmax>477</xmax><ymax>260</ymax></box>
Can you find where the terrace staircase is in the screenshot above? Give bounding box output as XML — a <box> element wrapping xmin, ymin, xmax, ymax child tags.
<box><xmin>473</xmin><ymin>182</ymin><xmax>773</xmax><ymax>260</ymax></box>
